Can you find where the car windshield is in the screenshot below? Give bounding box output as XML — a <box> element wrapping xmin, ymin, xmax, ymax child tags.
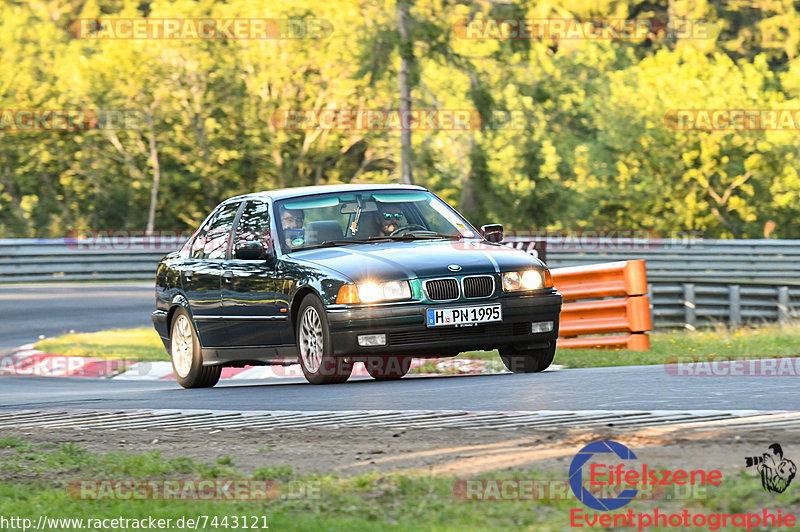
<box><xmin>274</xmin><ymin>190</ymin><xmax>479</xmax><ymax>252</ymax></box>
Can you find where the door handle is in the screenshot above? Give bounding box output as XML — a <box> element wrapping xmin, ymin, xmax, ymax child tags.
<box><xmin>223</xmin><ymin>271</ymin><xmax>233</xmax><ymax>283</ymax></box>
<box><xmin>183</xmin><ymin>270</ymin><xmax>193</xmax><ymax>281</ymax></box>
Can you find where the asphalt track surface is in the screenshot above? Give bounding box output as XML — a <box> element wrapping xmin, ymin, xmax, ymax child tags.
<box><xmin>2</xmin><ymin>361</ymin><xmax>799</xmax><ymax>411</ymax></box>
<box><xmin>0</xmin><ymin>282</ymin><xmax>154</xmax><ymax>353</ymax></box>
<box><xmin>2</xmin><ymin>283</ymin><xmax>797</xmax><ymax>413</ymax></box>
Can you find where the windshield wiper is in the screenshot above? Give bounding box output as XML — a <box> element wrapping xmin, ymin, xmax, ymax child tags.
<box><xmin>366</xmin><ymin>232</ymin><xmax>463</xmax><ymax>241</ymax></box>
<box><xmin>293</xmin><ymin>233</ymin><xmax>463</xmax><ymax>251</ymax></box>
<box><xmin>291</xmin><ymin>240</ymin><xmax>372</xmax><ymax>251</ymax></box>
<box><xmin>418</xmin><ymin>232</ymin><xmax>463</xmax><ymax>240</ymax></box>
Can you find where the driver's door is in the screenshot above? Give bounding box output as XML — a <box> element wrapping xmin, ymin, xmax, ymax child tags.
<box><xmin>182</xmin><ymin>201</ymin><xmax>240</xmax><ymax>347</ymax></box>
<box><xmin>220</xmin><ymin>200</ymin><xmax>291</xmax><ymax>347</ymax></box>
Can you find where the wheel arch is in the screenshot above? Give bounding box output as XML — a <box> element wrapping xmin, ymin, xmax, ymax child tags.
<box><xmin>166</xmin><ymin>294</ymin><xmax>193</xmax><ymax>339</ymax></box>
<box><xmin>290</xmin><ymin>286</ymin><xmax>323</xmax><ymax>337</ymax></box>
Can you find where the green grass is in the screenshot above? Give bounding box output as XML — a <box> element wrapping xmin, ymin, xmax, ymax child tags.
<box><xmin>0</xmin><ymin>436</ymin><xmax>31</xmax><ymax>450</ymax></box>
<box><xmin>1</xmin><ymin>439</ymin><xmax>798</xmax><ymax>531</ymax></box>
<box><xmin>36</xmin><ymin>328</ymin><xmax>169</xmax><ymax>361</ymax></box>
<box><xmin>254</xmin><ymin>464</ymin><xmax>294</xmax><ymax>482</ymax></box>
<box><xmin>454</xmin><ymin>323</ymin><xmax>800</xmax><ymax>369</ymax></box>
<box><xmin>34</xmin><ymin>323</ymin><xmax>800</xmax><ymax>371</ymax></box>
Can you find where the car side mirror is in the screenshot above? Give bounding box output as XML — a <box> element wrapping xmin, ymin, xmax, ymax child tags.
<box><xmin>234</xmin><ymin>241</ymin><xmax>271</xmax><ymax>260</ymax></box>
<box><xmin>481</xmin><ymin>224</ymin><xmax>504</xmax><ymax>243</ymax></box>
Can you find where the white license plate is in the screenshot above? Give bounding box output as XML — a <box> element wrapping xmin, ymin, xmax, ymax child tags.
<box><xmin>426</xmin><ymin>304</ymin><xmax>502</xmax><ymax>327</ymax></box>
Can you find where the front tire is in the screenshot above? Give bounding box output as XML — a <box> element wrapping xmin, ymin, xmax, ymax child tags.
<box><xmin>169</xmin><ymin>308</ymin><xmax>221</xmax><ymax>388</ymax></box>
<box><xmin>365</xmin><ymin>356</ymin><xmax>412</xmax><ymax>380</ymax></box>
<box><xmin>499</xmin><ymin>343</ymin><xmax>556</xmax><ymax>373</ymax></box>
<box><xmin>296</xmin><ymin>295</ymin><xmax>352</xmax><ymax>384</ymax></box>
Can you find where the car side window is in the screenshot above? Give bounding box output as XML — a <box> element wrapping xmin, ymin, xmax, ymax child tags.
<box><xmin>190</xmin><ymin>219</ymin><xmax>211</xmax><ymax>259</ymax></box>
<box><xmin>199</xmin><ymin>202</ymin><xmax>240</xmax><ymax>260</ymax></box>
<box><xmin>233</xmin><ymin>201</ymin><xmax>273</xmax><ymax>256</ymax></box>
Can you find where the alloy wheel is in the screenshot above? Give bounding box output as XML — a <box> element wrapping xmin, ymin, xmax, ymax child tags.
<box><xmin>171</xmin><ymin>314</ymin><xmax>194</xmax><ymax>378</ymax></box>
<box><xmin>299</xmin><ymin>306</ymin><xmax>324</xmax><ymax>373</ymax></box>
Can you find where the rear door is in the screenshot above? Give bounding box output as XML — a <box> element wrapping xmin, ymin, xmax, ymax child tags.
<box><xmin>220</xmin><ymin>200</ymin><xmax>291</xmax><ymax>347</ymax></box>
<box><xmin>182</xmin><ymin>201</ymin><xmax>241</xmax><ymax>347</ymax></box>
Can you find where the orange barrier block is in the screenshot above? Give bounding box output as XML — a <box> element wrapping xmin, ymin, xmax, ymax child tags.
<box><xmin>558</xmin><ymin>295</ymin><xmax>652</xmax><ymax>336</ymax></box>
<box><xmin>551</xmin><ymin>259</ymin><xmax>647</xmax><ymax>301</ymax></box>
<box><xmin>551</xmin><ymin>260</ymin><xmax>652</xmax><ymax>351</ymax></box>
<box><xmin>557</xmin><ymin>333</ymin><xmax>650</xmax><ymax>351</ymax></box>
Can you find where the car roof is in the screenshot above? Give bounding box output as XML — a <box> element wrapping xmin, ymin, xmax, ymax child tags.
<box><xmin>225</xmin><ymin>183</ymin><xmax>428</xmax><ymax>204</ymax></box>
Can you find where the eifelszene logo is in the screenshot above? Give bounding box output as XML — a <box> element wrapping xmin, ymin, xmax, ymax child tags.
<box><xmin>569</xmin><ymin>440</ymin><xmax>722</xmax><ymax>512</ymax></box>
<box><xmin>569</xmin><ymin>440</ymin><xmax>639</xmax><ymax>511</ymax></box>
<box><xmin>745</xmin><ymin>443</ymin><xmax>797</xmax><ymax>494</ymax></box>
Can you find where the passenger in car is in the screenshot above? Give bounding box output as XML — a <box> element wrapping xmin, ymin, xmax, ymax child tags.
<box><xmin>376</xmin><ymin>204</ymin><xmax>405</xmax><ymax>236</ymax></box>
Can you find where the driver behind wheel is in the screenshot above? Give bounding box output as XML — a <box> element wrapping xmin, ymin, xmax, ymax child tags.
<box><xmin>376</xmin><ymin>203</ymin><xmax>405</xmax><ymax>236</ymax></box>
<box><xmin>281</xmin><ymin>207</ymin><xmax>305</xmax><ymax>248</ymax></box>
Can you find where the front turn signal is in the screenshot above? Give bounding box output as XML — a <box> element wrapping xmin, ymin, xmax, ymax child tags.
<box><xmin>543</xmin><ymin>269</ymin><xmax>554</xmax><ymax>288</ymax></box>
<box><xmin>336</xmin><ymin>284</ymin><xmax>360</xmax><ymax>304</ymax></box>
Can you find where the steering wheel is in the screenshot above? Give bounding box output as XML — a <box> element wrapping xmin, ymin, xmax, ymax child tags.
<box><xmin>389</xmin><ymin>224</ymin><xmax>427</xmax><ymax>236</ymax></box>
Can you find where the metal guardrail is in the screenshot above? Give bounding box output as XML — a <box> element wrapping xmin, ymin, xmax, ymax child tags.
<box><xmin>506</xmin><ymin>237</ymin><xmax>800</xmax><ymax>328</ymax></box>
<box><xmin>0</xmin><ymin>238</ymin><xmax>165</xmax><ymax>282</ymax></box>
<box><xmin>2</xmin><ymin>237</ymin><xmax>799</xmax><ymax>328</ymax></box>
<box><xmin>511</xmin><ymin>237</ymin><xmax>800</xmax><ymax>284</ymax></box>
<box><xmin>648</xmin><ymin>282</ymin><xmax>800</xmax><ymax>329</ymax></box>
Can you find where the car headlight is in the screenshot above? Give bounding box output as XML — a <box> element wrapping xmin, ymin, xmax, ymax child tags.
<box><xmin>359</xmin><ymin>280</ymin><xmax>412</xmax><ymax>302</ymax></box>
<box><xmin>336</xmin><ymin>281</ymin><xmax>412</xmax><ymax>304</ymax></box>
<box><xmin>502</xmin><ymin>270</ymin><xmax>552</xmax><ymax>291</ymax></box>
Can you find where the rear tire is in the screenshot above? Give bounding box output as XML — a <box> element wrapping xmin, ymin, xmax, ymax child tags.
<box><xmin>365</xmin><ymin>356</ymin><xmax>412</xmax><ymax>380</ymax></box>
<box><xmin>499</xmin><ymin>343</ymin><xmax>556</xmax><ymax>373</ymax></box>
<box><xmin>169</xmin><ymin>308</ymin><xmax>221</xmax><ymax>388</ymax></box>
<box><xmin>296</xmin><ymin>295</ymin><xmax>352</xmax><ymax>384</ymax></box>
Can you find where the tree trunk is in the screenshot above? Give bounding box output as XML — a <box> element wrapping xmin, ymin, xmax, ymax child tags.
<box><xmin>397</xmin><ymin>0</ymin><xmax>414</xmax><ymax>184</ymax></box>
<box><xmin>145</xmin><ymin>107</ymin><xmax>161</xmax><ymax>235</ymax></box>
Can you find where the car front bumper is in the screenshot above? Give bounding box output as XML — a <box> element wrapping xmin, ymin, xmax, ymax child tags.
<box><xmin>326</xmin><ymin>291</ymin><xmax>562</xmax><ymax>357</ymax></box>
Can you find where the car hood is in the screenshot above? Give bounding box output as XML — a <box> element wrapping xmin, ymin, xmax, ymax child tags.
<box><xmin>285</xmin><ymin>239</ymin><xmax>545</xmax><ymax>281</ymax></box>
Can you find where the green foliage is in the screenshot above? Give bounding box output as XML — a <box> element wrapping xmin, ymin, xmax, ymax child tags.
<box><xmin>253</xmin><ymin>464</ymin><xmax>294</xmax><ymax>482</ymax></box>
<box><xmin>0</xmin><ymin>438</ymin><xmax>795</xmax><ymax>531</ymax></box>
<box><xmin>2</xmin><ymin>0</ymin><xmax>800</xmax><ymax>237</ymax></box>
<box><xmin>0</xmin><ymin>436</ymin><xmax>29</xmax><ymax>449</ymax></box>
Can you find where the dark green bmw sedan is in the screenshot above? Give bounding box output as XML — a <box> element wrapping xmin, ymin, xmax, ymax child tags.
<box><xmin>152</xmin><ymin>184</ymin><xmax>562</xmax><ymax>387</ymax></box>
